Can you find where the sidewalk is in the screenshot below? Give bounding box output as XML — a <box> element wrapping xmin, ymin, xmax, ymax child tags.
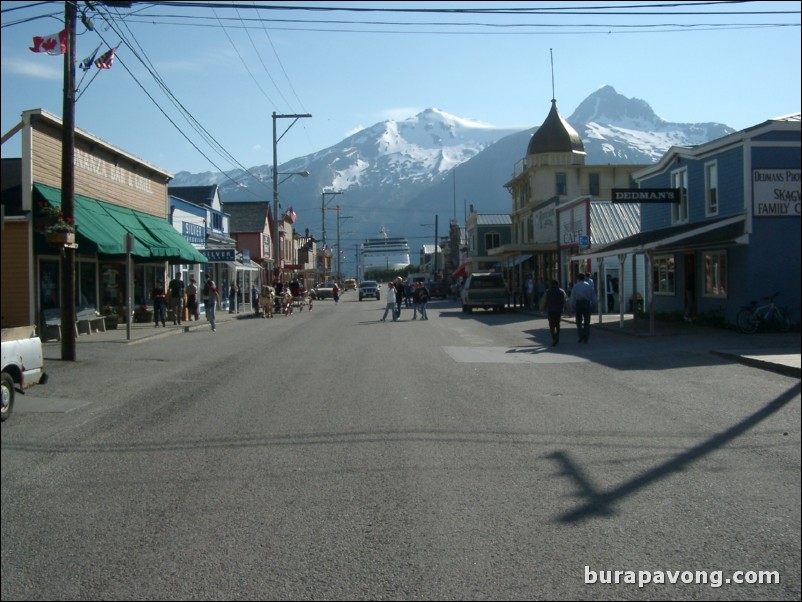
<box><xmin>41</xmin><ymin>306</ymin><xmax>250</xmax><ymax>346</ymax></box>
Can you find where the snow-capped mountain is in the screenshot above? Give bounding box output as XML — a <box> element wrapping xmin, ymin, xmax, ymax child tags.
<box><xmin>171</xmin><ymin>86</ymin><xmax>735</xmax><ymax>247</ymax></box>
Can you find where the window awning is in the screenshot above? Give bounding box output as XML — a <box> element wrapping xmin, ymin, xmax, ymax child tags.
<box><xmin>34</xmin><ymin>183</ymin><xmax>207</xmax><ymax>264</ymax></box>
<box><xmin>498</xmin><ymin>254</ymin><xmax>532</xmax><ymax>268</ymax></box>
<box><xmin>225</xmin><ymin>260</ymin><xmax>260</xmax><ymax>272</ymax></box>
<box><xmin>570</xmin><ymin>215</ymin><xmax>746</xmax><ymax>261</ymax></box>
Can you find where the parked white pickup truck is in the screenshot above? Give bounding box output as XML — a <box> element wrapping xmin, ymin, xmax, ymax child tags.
<box><xmin>1</xmin><ymin>325</ymin><xmax>47</xmax><ymax>421</ymax></box>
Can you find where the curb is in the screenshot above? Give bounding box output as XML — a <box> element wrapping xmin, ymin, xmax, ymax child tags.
<box><xmin>710</xmin><ymin>351</ymin><xmax>801</xmax><ymax>379</ymax></box>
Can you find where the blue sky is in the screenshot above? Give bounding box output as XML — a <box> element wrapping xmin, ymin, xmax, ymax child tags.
<box><xmin>2</xmin><ymin>1</ymin><xmax>800</xmax><ymax>176</ymax></box>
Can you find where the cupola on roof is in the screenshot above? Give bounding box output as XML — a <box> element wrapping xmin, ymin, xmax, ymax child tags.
<box><xmin>526</xmin><ymin>99</ymin><xmax>585</xmax><ymax>156</ymax></box>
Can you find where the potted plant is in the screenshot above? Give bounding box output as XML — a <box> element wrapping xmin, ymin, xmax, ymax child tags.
<box><xmin>100</xmin><ymin>305</ymin><xmax>119</xmax><ymax>329</ymax></box>
<box><xmin>37</xmin><ymin>202</ymin><xmax>76</xmax><ymax>245</ymax></box>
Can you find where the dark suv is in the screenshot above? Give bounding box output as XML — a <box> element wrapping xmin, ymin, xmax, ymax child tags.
<box><xmin>359</xmin><ymin>280</ymin><xmax>380</xmax><ymax>301</ymax></box>
<box><xmin>460</xmin><ymin>272</ymin><xmax>508</xmax><ymax>312</ymax></box>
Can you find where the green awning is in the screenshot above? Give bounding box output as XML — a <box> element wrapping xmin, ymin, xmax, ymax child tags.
<box><xmin>33</xmin><ymin>183</ymin><xmax>207</xmax><ymax>264</ymax></box>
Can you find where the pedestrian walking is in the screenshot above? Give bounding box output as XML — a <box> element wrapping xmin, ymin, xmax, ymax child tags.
<box><xmin>543</xmin><ymin>279</ymin><xmax>567</xmax><ymax>346</ymax></box>
<box><xmin>203</xmin><ymin>276</ymin><xmax>220</xmax><ymax>332</ymax></box>
<box><xmin>228</xmin><ymin>282</ymin><xmax>239</xmax><ymax>314</ymax></box>
<box><xmin>381</xmin><ymin>282</ymin><xmax>397</xmax><ymax>322</ymax></box>
<box><xmin>152</xmin><ymin>280</ymin><xmax>167</xmax><ymax>327</ymax></box>
<box><xmin>186</xmin><ymin>277</ymin><xmax>200</xmax><ymax>321</ymax></box>
<box><xmin>415</xmin><ymin>282</ymin><xmax>430</xmax><ymax>320</ymax></box>
<box><xmin>168</xmin><ymin>272</ymin><xmax>185</xmax><ymax>324</ymax></box>
<box><xmin>393</xmin><ymin>277</ymin><xmax>404</xmax><ymax>320</ymax></box>
<box><xmin>570</xmin><ymin>273</ymin><xmax>596</xmax><ymax>343</ymax></box>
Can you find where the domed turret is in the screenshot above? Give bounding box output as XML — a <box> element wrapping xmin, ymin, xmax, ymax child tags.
<box><xmin>526</xmin><ymin>99</ymin><xmax>585</xmax><ymax>156</ymax></box>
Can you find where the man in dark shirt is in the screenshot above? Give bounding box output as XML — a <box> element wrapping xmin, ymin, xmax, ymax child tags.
<box><xmin>393</xmin><ymin>277</ymin><xmax>405</xmax><ymax>320</ymax></box>
<box><xmin>168</xmin><ymin>273</ymin><xmax>185</xmax><ymax>325</ymax></box>
<box><xmin>544</xmin><ymin>280</ymin><xmax>567</xmax><ymax>346</ymax></box>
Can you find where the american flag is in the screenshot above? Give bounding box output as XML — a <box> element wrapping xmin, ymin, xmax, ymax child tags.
<box><xmin>95</xmin><ymin>48</ymin><xmax>115</xmax><ymax>69</ymax></box>
<box><xmin>283</xmin><ymin>207</ymin><xmax>297</xmax><ymax>223</ymax></box>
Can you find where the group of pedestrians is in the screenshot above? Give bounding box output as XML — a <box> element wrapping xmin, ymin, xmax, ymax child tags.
<box><xmin>381</xmin><ymin>277</ymin><xmax>430</xmax><ymax>322</ymax></box>
<box><xmin>539</xmin><ymin>273</ymin><xmax>597</xmax><ymax>346</ymax></box>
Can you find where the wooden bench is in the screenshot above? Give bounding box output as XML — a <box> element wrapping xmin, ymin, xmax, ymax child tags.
<box><xmin>41</xmin><ymin>307</ymin><xmax>105</xmax><ymax>341</ymax></box>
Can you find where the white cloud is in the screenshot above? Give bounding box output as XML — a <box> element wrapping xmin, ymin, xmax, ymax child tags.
<box><xmin>4</xmin><ymin>57</ymin><xmax>61</xmax><ymax>80</ymax></box>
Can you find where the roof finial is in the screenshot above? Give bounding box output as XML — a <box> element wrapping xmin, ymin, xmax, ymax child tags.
<box><xmin>550</xmin><ymin>48</ymin><xmax>556</xmax><ymax>103</ymax></box>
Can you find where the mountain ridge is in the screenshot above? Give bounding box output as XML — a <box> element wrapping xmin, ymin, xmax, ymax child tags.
<box><xmin>170</xmin><ymin>86</ymin><xmax>736</xmax><ymax>245</ymax></box>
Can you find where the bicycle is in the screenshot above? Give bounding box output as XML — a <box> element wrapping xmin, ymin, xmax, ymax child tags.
<box><xmin>736</xmin><ymin>292</ymin><xmax>791</xmax><ymax>334</ymax></box>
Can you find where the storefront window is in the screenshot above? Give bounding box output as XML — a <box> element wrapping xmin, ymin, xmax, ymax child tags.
<box><xmin>78</xmin><ymin>260</ymin><xmax>97</xmax><ymax>308</ymax></box>
<box><xmin>100</xmin><ymin>263</ymin><xmax>124</xmax><ymax>308</ymax></box>
<box><xmin>39</xmin><ymin>259</ymin><xmax>60</xmax><ymax>310</ymax></box>
<box><xmin>653</xmin><ymin>255</ymin><xmax>675</xmax><ymax>294</ymax></box>
<box><xmin>703</xmin><ymin>251</ymin><xmax>727</xmax><ymax>297</ymax></box>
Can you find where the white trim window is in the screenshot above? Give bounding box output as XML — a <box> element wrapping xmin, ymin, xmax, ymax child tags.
<box><xmin>671</xmin><ymin>168</ymin><xmax>689</xmax><ymax>224</ymax></box>
<box><xmin>703</xmin><ymin>250</ymin><xmax>727</xmax><ymax>297</ymax></box>
<box><xmin>705</xmin><ymin>161</ymin><xmax>718</xmax><ymax>216</ymax></box>
<box><xmin>485</xmin><ymin>231</ymin><xmax>500</xmax><ymax>250</ymax></box>
<box><xmin>653</xmin><ymin>254</ymin><xmax>676</xmax><ymax>294</ymax></box>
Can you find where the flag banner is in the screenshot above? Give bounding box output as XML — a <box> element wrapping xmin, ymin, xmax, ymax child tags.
<box><xmin>30</xmin><ymin>29</ymin><xmax>67</xmax><ymax>55</ymax></box>
<box><xmin>95</xmin><ymin>47</ymin><xmax>115</xmax><ymax>69</ymax></box>
<box><xmin>79</xmin><ymin>46</ymin><xmax>100</xmax><ymax>72</ymax></box>
<box><xmin>283</xmin><ymin>207</ymin><xmax>297</xmax><ymax>223</ymax></box>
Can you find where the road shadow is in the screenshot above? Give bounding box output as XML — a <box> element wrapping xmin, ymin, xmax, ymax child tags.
<box><xmin>545</xmin><ymin>381</ymin><xmax>801</xmax><ymax>523</ymax></box>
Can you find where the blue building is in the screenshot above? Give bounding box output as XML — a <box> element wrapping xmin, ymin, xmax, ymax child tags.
<box><xmin>576</xmin><ymin>113</ymin><xmax>800</xmax><ymax>328</ymax></box>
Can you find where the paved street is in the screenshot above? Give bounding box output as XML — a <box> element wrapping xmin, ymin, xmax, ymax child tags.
<box><xmin>2</xmin><ymin>294</ymin><xmax>800</xmax><ymax>600</ymax></box>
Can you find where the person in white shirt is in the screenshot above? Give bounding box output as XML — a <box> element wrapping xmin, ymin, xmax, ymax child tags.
<box><xmin>381</xmin><ymin>282</ymin><xmax>397</xmax><ymax>322</ymax></box>
<box><xmin>570</xmin><ymin>273</ymin><xmax>596</xmax><ymax>343</ymax></box>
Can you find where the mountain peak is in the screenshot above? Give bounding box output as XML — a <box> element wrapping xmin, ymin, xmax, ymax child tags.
<box><xmin>568</xmin><ymin>85</ymin><xmax>661</xmax><ymax>129</ymax></box>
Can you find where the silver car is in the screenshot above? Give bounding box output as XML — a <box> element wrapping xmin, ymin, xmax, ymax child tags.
<box><xmin>460</xmin><ymin>272</ymin><xmax>508</xmax><ymax>312</ymax></box>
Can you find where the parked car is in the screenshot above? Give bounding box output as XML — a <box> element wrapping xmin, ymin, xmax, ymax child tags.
<box><xmin>315</xmin><ymin>282</ymin><xmax>338</xmax><ymax>300</ymax></box>
<box><xmin>427</xmin><ymin>280</ymin><xmax>448</xmax><ymax>299</ymax></box>
<box><xmin>359</xmin><ymin>280</ymin><xmax>380</xmax><ymax>301</ymax></box>
<box><xmin>460</xmin><ymin>272</ymin><xmax>508</xmax><ymax>313</ymax></box>
<box><xmin>344</xmin><ymin>278</ymin><xmax>357</xmax><ymax>291</ymax></box>
<box><xmin>2</xmin><ymin>325</ymin><xmax>47</xmax><ymax>421</ymax></box>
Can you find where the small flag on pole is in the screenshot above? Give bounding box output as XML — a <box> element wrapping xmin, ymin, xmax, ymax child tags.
<box><xmin>79</xmin><ymin>46</ymin><xmax>101</xmax><ymax>72</ymax></box>
<box><xmin>30</xmin><ymin>29</ymin><xmax>67</xmax><ymax>55</ymax></box>
<box><xmin>94</xmin><ymin>47</ymin><xmax>115</xmax><ymax>69</ymax></box>
<box><xmin>283</xmin><ymin>207</ymin><xmax>297</xmax><ymax>223</ymax></box>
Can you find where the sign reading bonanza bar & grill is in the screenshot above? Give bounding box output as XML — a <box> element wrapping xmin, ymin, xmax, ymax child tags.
<box><xmin>612</xmin><ymin>188</ymin><xmax>680</xmax><ymax>203</ymax></box>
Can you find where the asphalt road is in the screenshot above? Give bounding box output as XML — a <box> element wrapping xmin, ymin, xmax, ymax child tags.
<box><xmin>2</xmin><ymin>295</ymin><xmax>800</xmax><ymax>601</ymax></box>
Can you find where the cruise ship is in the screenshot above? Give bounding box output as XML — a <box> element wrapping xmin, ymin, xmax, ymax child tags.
<box><xmin>361</xmin><ymin>227</ymin><xmax>411</xmax><ymax>272</ymax></box>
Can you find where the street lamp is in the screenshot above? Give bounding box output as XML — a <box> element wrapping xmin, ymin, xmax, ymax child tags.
<box><xmin>272</xmin><ymin>112</ymin><xmax>311</xmax><ymax>283</ymax></box>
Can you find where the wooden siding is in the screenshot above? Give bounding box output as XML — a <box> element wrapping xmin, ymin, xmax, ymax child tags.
<box><xmin>0</xmin><ymin>223</ymin><xmax>33</xmax><ymax>328</ymax></box>
<box><xmin>30</xmin><ymin>120</ymin><xmax>168</xmax><ymax>217</ymax></box>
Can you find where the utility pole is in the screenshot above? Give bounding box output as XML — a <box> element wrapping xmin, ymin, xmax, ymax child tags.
<box><xmin>336</xmin><ymin>206</ymin><xmax>352</xmax><ymax>282</ymax></box>
<box><xmin>61</xmin><ymin>1</ymin><xmax>77</xmax><ymax>361</ymax></box>
<box><xmin>321</xmin><ymin>190</ymin><xmax>343</xmax><ymax>250</ymax></box>
<box><xmin>272</xmin><ymin>112</ymin><xmax>311</xmax><ymax>283</ymax></box>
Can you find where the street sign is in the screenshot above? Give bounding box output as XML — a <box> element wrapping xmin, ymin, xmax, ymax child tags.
<box><xmin>578</xmin><ymin>234</ymin><xmax>590</xmax><ymax>247</ymax></box>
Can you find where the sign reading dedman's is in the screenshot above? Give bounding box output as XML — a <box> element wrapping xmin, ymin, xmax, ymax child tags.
<box><xmin>612</xmin><ymin>188</ymin><xmax>680</xmax><ymax>203</ymax></box>
<box><xmin>753</xmin><ymin>169</ymin><xmax>801</xmax><ymax>217</ymax></box>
